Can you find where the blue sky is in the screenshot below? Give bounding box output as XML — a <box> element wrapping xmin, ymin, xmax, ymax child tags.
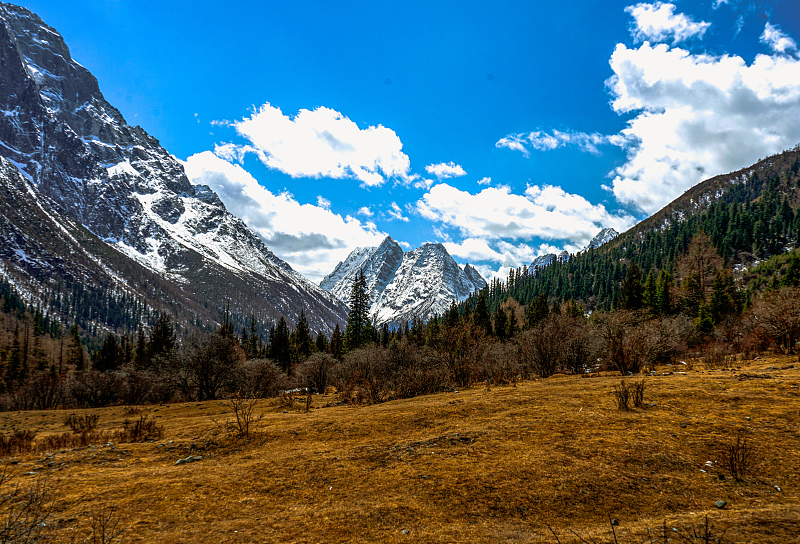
<box><xmin>21</xmin><ymin>0</ymin><xmax>800</xmax><ymax>282</ymax></box>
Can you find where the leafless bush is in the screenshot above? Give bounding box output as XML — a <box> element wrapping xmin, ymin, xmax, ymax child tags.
<box><xmin>435</xmin><ymin>323</ymin><xmax>487</xmax><ymax>387</ymax></box>
<box><xmin>632</xmin><ymin>380</ymin><xmax>646</xmax><ymax>407</ymax></box>
<box><xmin>277</xmin><ymin>392</ymin><xmax>296</xmax><ymax>410</ymax></box>
<box><xmin>719</xmin><ymin>432</ymin><xmax>757</xmax><ymax>482</ymax></box>
<box><xmin>0</xmin><ymin>467</ymin><xmax>53</xmax><ymax>544</ymax></box>
<box><xmin>749</xmin><ymin>286</ymin><xmax>800</xmax><ymax>354</ymax></box>
<box><xmin>594</xmin><ymin>310</ymin><xmax>648</xmax><ymax>375</ymax></box>
<box><xmin>702</xmin><ymin>345</ymin><xmax>730</xmax><ymax>370</ymax></box>
<box><xmin>613</xmin><ymin>380</ymin><xmax>632</xmax><ymax>410</ymax></box>
<box><xmin>68</xmin><ymin>371</ymin><xmax>125</xmax><ymax>408</ymax></box>
<box><xmin>296</xmin><ymin>353</ymin><xmax>336</xmax><ymax>394</ymax></box>
<box><xmin>640</xmin><ymin>316</ymin><xmax>693</xmax><ymax>372</ymax></box>
<box><xmin>117</xmin><ymin>415</ymin><xmax>163</xmax><ymax>442</ymax></box>
<box><xmin>64</xmin><ymin>413</ymin><xmax>99</xmax><ymax>433</ymax></box>
<box><xmin>331</xmin><ymin>346</ymin><xmax>388</xmax><ymax>404</ymax></box>
<box><xmin>546</xmin><ymin>514</ymin><xmax>730</xmax><ymax>543</ymax></box>
<box><xmin>0</xmin><ymin>430</ymin><xmax>36</xmax><ymax>457</ymax></box>
<box><xmin>236</xmin><ymin>359</ymin><xmax>289</xmax><ymax>398</ymax></box>
<box><xmin>2</xmin><ymin>372</ymin><xmax>66</xmax><ymax>411</ymax></box>
<box><xmin>472</xmin><ymin>342</ymin><xmax>520</xmax><ymax>385</ymax></box>
<box><xmin>218</xmin><ymin>395</ymin><xmax>262</xmax><ymax>439</ymax></box>
<box><xmin>84</xmin><ymin>504</ymin><xmax>124</xmax><ymax>544</ymax></box>
<box><xmin>517</xmin><ymin>319</ymin><xmax>565</xmax><ymax>379</ymax></box>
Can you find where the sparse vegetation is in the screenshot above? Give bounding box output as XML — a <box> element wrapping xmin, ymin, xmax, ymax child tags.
<box><xmin>719</xmin><ymin>432</ymin><xmax>757</xmax><ymax>483</ymax></box>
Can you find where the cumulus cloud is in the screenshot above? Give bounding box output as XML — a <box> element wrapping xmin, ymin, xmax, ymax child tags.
<box><xmin>607</xmin><ymin>40</ymin><xmax>800</xmax><ymax>212</ymax></box>
<box><xmin>219</xmin><ymin>103</ymin><xmax>411</xmax><ymax>187</ymax></box>
<box><xmin>416</xmin><ymin>183</ymin><xmax>634</xmax><ymax>245</ymax></box>
<box><xmin>500</xmin><ymin>5</ymin><xmax>800</xmax><ymax>215</ymax></box>
<box><xmin>760</xmin><ymin>22</ymin><xmax>798</xmax><ymax>54</ymax></box>
<box><xmin>357</xmin><ymin>206</ymin><xmax>373</xmax><ymax>217</ymax></box>
<box><xmin>625</xmin><ymin>2</ymin><xmax>710</xmax><ymax>44</ymax></box>
<box><xmin>425</xmin><ymin>161</ymin><xmax>467</xmax><ymax>179</ymax></box>
<box><xmin>183</xmin><ymin>151</ymin><xmax>387</xmax><ymax>282</ymax></box>
<box><xmin>477</xmin><ymin>177</ymin><xmax>492</xmax><ymax>186</ymax></box>
<box><xmin>316</xmin><ymin>196</ymin><xmax>331</xmax><ymax>209</ymax></box>
<box><xmin>496</xmin><ymin>130</ymin><xmax>625</xmax><ymax>156</ymax></box>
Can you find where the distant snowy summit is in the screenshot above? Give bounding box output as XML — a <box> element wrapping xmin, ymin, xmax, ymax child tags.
<box><xmin>529</xmin><ymin>228</ymin><xmax>619</xmax><ymax>274</ymax></box>
<box><xmin>584</xmin><ymin>228</ymin><xmax>619</xmax><ymax>251</ymax></box>
<box><xmin>320</xmin><ymin>236</ymin><xmax>487</xmax><ymax>327</ymax></box>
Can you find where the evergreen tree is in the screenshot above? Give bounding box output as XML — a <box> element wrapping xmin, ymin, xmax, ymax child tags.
<box><xmin>315</xmin><ymin>331</ymin><xmax>329</xmax><ymax>353</ymax></box>
<box><xmin>344</xmin><ymin>270</ymin><xmax>370</xmax><ymax>351</ymax></box>
<box><xmin>642</xmin><ymin>270</ymin><xmax>657</xmax><ymax>313</ymax></box>
<box><xmin>270</xmin><ymin>317</ymin><xmax>292</xmax><ymax>372</ymax></box>
<box><xmin>655</xmin><ymin>270</ymin><xmax>673</xmax><ymax>315</ymax></box>
<box><xmin>524</xmin><ymin>293</ymin><xmax>549</xmax><ymax>328</ymax></box>
<box><xmin>294</xmin><ymin>309</ymin><xmax>312</xmax><ymax>360</ymax></box>
<box><xmin>148</xmin><ymin>312</ymin><xmax>176</xmax><ymax>363</ymax></box>
<box><xmin>94</xmin><ymin>333</ymin><xmax>122</xmax><ymax>372</ymax></box>
<box><xmin>493</xmin><ymin>306</ymin><xmax>508</xmax><ymax>341</ymax></box>
<box><xmin>621</xmin><ymin>262</ymin><xmax>644</xmax><ymax>310</ymax></box>
<box><xmin>472</xmin><ymin>293</ymin><xmax>492</xmax><ymax>335</ymax></box>
<box><xmin>67</xmin><ymin>324</ymin><xmax>84</xmax><ymax>370</ymax></box>
<box><xmin>330</xmin><ymin>323</ymin><xmax>344</xmax><ymax>360</ymax></box>
<box><xmin>782</xmin><ymin>253</ymin><xmax>800</xmax><ymax>287</ymax></box>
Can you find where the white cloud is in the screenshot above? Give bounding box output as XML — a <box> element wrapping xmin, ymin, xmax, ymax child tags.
<box><xmin>416</xmin><ymin>183</ymin><xmax>634</xmax><ymax>245</ymax></box>
<box><xmin>760</xmin><ymin>22</ymin><xmax>798</xmax><ymax>54</ymax></box>
<box><xmin>387</xmin><ymin>201</ymin><xmax>410</xmax><ymax>222</ymax></box>
<box><xmin>425</xmin><ymin>161</ymin><xmax>467</xmax><ymax>179</ymax></box>
<box><xmin>183</xmin><ymin>151</ymin><xmax>387</xmax><ymax>282</ymax></box>
<box><xmin>477</xmin><ymin>177</ymin><xmax>492</xmax><ymax>186</ymax></box>
<box><xmin>606</xmin><ymin>41</ymin><xmax>800</xmax><ymax>212</ymax></box>
<box><xmin>496</xmin><ymin>130</ymin><xmax>625</xmax><ymax>156</ymax></box>
<box><xmin>357</xmin><ymin>206</ymin><xmax>373</xmax><ymax>217</ymax></box>
<box><xmin>625</xmin><ymin>2</ymin><xmax>710</xmax><ymax>44</ymax></box>
<box><xmin>316</xmin><ymin>196</ymin><xmax>331</xmax><ymax>209</ymax></box>
<box><xmin>221</xmin><ymin>103</ymin><xmax>411</xmax><ymax>187</ymax></box>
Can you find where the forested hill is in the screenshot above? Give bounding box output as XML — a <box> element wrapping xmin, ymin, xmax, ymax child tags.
<box><xmin>470</xmin><ymin>147</ymin><xmax>800</xmax><ymax>313</ymax></box>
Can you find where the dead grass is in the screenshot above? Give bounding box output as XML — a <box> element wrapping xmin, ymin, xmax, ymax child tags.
<box><xmin>0</xmin><ymin>356</ymin><xmax>798</xmax><ymax>543</ymax></box>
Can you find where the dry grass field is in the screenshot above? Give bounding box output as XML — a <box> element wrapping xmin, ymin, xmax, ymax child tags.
<box><xmin>1</xmin><ymin>356</ymin><xmax>799</xmax><ymax>543</ymax></box>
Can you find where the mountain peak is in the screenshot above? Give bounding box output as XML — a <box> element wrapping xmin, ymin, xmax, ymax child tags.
<box><xmin>584</xmin><ymin>228</ymin><xmax>619</xmax><ymax>251</ymax></box>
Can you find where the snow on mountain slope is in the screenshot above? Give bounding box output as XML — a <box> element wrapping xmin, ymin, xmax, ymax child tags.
<box><xmin>584</xmin><ymin>227</ymin><xmax>619</xmax><ymax>251</ymax></box>
<box><xmin>321</xmin><ymin>237</ymin><xmax>486</xmax><ymax>326</ymax></box>
<box><xmin>0</xmin><ymin>3</ymin><xmax>346</xmax><ymax>332</ymax></box>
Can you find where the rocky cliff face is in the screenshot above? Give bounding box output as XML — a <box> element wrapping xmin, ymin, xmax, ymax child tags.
<box><xmin>321</xmin><ymin>237</ymin><xmax>486</xmax><ymax>327</ymax></box>
<box><xmin>0</xmin><ymin>3</ymin><xmax>346</xmax><ymax>333</ymax></box>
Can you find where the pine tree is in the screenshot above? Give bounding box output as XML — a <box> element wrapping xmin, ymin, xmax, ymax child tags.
<box><xmin>330</xmin><ymin>323</ymin><xmax>343</xmax><ymax>360</ymax></box>
<box><xmin>524</xmin><ymin>293</ymin><xmax>549</xmax><ymax>328</ymax></box>
<box><xmin>94</xmin><ymin>333</ymin><xmax>122</xmax><ymax>372</ymax></box>
<box><xmin>270</xmin><ymin>317</ymin><xmax>292</xmax><ymax>372</ymax></box>
<box><xmin>295</xmin><ymin>309</ymin><xmax>312</xmax><ymax>360</ymax></box>
<box><xmin>621</xmin><ymin>262</ymin><xmax>644</xmax><ymax>310</ymax></box>
<box><xmin>472</xmin><ymin>293</ymin><xmax>492</xmax><ymax>335</ymax></box>
<box><xmin>642</xmin><ymin>269</ymin><xmax>657</xmax><ymax>314</ymax></box>
<box><xmin>67</xmin><ymin>324</ymin><xmax>84</xmax><ymax>371</ymax></box>
<box><xmin>344</xmin><ymin>270</ymin><xmax>370</xmax><ymax>351</ymax></box>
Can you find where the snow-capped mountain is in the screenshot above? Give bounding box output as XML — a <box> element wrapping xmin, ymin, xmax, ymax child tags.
<box><xmin>530</xmin><ymin>250</ymin><xmax>570</xmax><ymax>272</ymax></box>
<box><xmin>584</xmin><ymin>227</ymin><xmax>619</xmax><ymax>251</ymax></box>
<box><xmin>320</xmin><ymin>237</ymin><xmax>486</xmax><ymax>326</ymax></box>
<box><xmin>0</xmin><ymin>3</ymin><xmax>346</xmax><ymax>332</ymax></box>
<box><xmin>528</xmin><ymin>228</ymin><xmax>619</xmax><ymax>275</ymax></box>
<box><xmin>320</xmin><ymin>236</ymin><xmax>405</xmax><ymax>309</ymax></box>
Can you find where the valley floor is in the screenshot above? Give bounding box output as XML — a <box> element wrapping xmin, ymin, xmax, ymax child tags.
<box><xmin>2</xmin><ymin>356</ymin><xmax>799</xmax><ymax>543</ymax></box>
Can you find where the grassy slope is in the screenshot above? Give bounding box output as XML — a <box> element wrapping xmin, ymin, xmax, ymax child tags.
<box><xmin>3</xmin><ymin>357</ymin><xmax>800</xmax><ymax>543</ymax></box>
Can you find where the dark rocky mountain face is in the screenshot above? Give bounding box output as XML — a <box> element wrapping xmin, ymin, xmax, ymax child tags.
<box><xmin>0</xmin><ymin>3</ymin><xmax>346</xmax><ymax>334</ymax></box>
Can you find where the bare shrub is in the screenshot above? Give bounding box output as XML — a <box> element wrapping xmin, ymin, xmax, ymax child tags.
<box><xmin>277</xmin><ymin>392</ymin><xmax>296</xmax><ymax>410</ymax></box>
<box><xmin>719</xmin><ymin>432</ymin><xmax>757</xmax><ymax>482</ymax></box>
<box><xmin>702</xmin><ymin>345</ymin><xmax>730</xmax><ymax>370</ymax></box>
<box><xmin>217</xmin><ymin>395</ymin><xmax>262</xmax><ymax>439</ymax></box>
<box><xmin>632</xmin><ymin>380</ymin><xmax>646</xmax><ymax>407</ymax></box>
<box><xmin>749</xmin><ymin>286</ymin><xmax>800</xmax><ymax>354</ymax></box>
<box><xmin>296</xmin><ymin>353</ymin><xmax>336</xmax><ymax>394</ymax></box>
<box><xmin>236</xmin><ymin>359</ymin><xmax>289</xmax><ymax>398</ymax></box>
<box><xmin>435</xmin><ymin>323</ymin><xmax>486</xmax><ymax>387</ymax></box>
<box><xmin>117</xmin><ymin>415</ymin><xmax>164</xmax><ymax>442</ymax></box>
<box><xmin>84</xmin><ymin>504</ymin><xmax>124</xmax><ymax>544</ymax></box>
<box><xmin>517</xmin><ymin>319</ymin><xmax>564</xmax><ymax>379</ymax></box>
<box><xmin>171</xmin><ymin>333</ymin><xmax>246</xmax><ymax>401</ymax></box>
<box><xmin>69</xmin><ymin>371</ymin><xmax>125</xmax><ymax>408</ymax></box>
<box><xmin>0</xmin><ymin>467</ymin><xmax>53</xmax><ymax>544</ymax></box>
<box><xmin>331</xmin><ymin>345</ymin><xmax>387</xmax><ymax>404</ymax></box>
<box><xmin>473</xmin><ymin>342</ymin><xmax>520</xmax><ymax>385</ymax></box>
<box><xmin>613</xmin><ymin>380</ymin><xmax>632</xmax><ymax>410</ymax></box>
<box><xmin>2</xmin><ymin>372</ymin><xmax>66</xmax><ymax>411</ymax></box>
<box><xmin>640</xmin><ymin>316</ymin><xmax>693</xmax><ymax>372</ymax></box>
<box><xmin>64</xmin><ymin>413</ymin><xmax>99</xmax><ymax>433</ymax></box>
<box><xmin>0</xmin><ymin>430</ymin><xmax>36</xmax><ymax>456</ymax></box>
<box><xmin>594</xmin><ymin>310</ymin><xmax>647</xmax><ymax>375</ymax></box>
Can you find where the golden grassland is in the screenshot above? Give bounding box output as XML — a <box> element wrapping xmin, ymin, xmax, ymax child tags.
<box><xmin>2</xmin><ymin>356</ymin><xmax>799</xmax><ymax>543</ymax></box>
